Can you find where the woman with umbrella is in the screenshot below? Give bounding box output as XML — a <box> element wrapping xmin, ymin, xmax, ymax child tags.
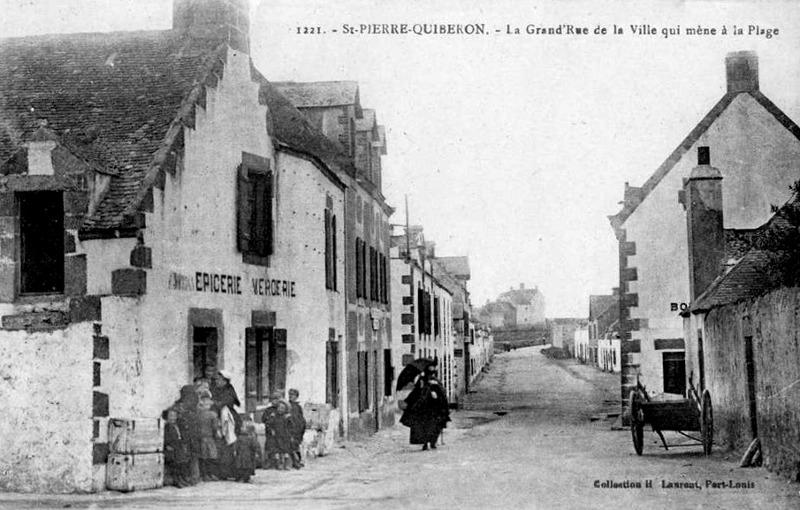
<box><xmin>399</xmin><ymin>359</ymin><xmax>450</xmax><ymax>450</ymax></box>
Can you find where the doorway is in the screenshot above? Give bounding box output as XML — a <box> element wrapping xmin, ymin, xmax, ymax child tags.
<box><xmin>662</xmin><ymin>351</ymin><xmax>686</xmax><ymax>396</ymax></box>
<box><xmin>192</xmin><ymin>327</ymin><xmax>218</xmax><ymax>381</ymax></box>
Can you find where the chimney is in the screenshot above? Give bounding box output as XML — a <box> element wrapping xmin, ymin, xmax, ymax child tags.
<box><xmin>173</xmin><ymin>0</ymin><xmax>250</xmax><ymax>54</ymax></box>
<box><xmin>682</xmin><ymin>146</ymin><xmax>725</xmax><ymax>301</ymax></box>
<box><xmin>726</xmin><ymin>51</ymin><xmax>759</xmax><ymax>93</ymax></box>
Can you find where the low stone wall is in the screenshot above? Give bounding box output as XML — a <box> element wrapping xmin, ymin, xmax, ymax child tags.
<box><xmin>0</xmin><ymin>322</ymin><xmax>94</xmax><ymax>493</ymax></box>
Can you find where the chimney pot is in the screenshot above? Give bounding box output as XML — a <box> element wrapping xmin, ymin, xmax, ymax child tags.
<box><xmin>697</xmin><ymin>146</ymin><xmax>710</xmax><ymax>166</ymax></box>
<box><xmin>726</xmin><ymin>51</ymin><xmax>759</xmax><ymax>93</ymax></box>
<box><xmin>173</xmin><ymin>0</ymin><xmax>250</xmax><ymax>54</ymax></box>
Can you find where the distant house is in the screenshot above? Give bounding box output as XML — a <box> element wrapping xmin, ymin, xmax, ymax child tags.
<box><xmin>549</xmin><ymin>318</ymin><xmax>587</xmax><ymax>355</ymax></box>
<box><xmin>588</xmin><ymin>291</ymin><xmax>619</xmax><ymax>365</ymax></box>
<box><xmin>608</xmin><ymin>51</ymin><xmax>800</xmax><ymax>418</ymax></box>
<box><xmin>497</xmin><ymin>283</ymin><xmax>546</xmax><ymax>327</ymax></box>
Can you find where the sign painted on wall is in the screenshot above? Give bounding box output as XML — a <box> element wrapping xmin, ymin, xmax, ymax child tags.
<box><xmin>167</xmin><ymin>271</ymin><xmax>296</xmax><ymax>298</ymax></box>
<box><xmin>670</xmin><ymin>302</ymin><xmax>689</xmax><ymax>312</ymax></box>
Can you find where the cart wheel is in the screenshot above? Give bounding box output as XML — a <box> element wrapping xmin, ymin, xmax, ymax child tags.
<box><xmin>629</xmin><ymin>391</ymin><xmax>644</xmax><ymax>456</ymax></box>
<box><xmin>701</xmin><ymin>389</ymin><xmax>713</xmax><ymax>455</ymax></box>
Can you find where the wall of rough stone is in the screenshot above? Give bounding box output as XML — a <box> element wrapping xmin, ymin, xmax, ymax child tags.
<box><xmin>0</xmin><ymin>322</ymin><xmax>94</xmax><ymax>493</ymax></box>
<box><xmin>704</xmin><ymin>287</ymin><xmax>800</xmax><ymax>481</ymax></box>
<box><xmin>703</xmin><ymin>304</ymin><xmax>753</xmax><ymax>451</ymax></box>
<box><xmin>751</xmin><ymin>288</ymin><xmax>800</xmax><ymax>481</ymax></box>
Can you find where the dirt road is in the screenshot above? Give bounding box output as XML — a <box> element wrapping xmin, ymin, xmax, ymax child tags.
<box><xmin>3</xmin><ymin>346</ymin><xmax>798</xmax><ymax>509</ymax></box>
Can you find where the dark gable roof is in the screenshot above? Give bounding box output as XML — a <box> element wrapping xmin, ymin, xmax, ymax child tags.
<box><xmin>436</xmin><ymin>256</ymin><xmax>471</xmax><ymax>280</ymax></box>
<box><xmin>272</xmin><ymin>81</ymin><xmax>359</xmax><ymax>108</ymax></box>
<box><xmin>0</xmin><ymin>29</ymin><xmax>226</xmax><ymax>233</ymax></box>
<box><xmin>589</xmin><ymin>295</ymin><xmax>617</xmax><ymax>321</ymax></box>
<box><xmin>691</xmin><ymin>210</ymin><xmax>796</xmax><ymax>313</ymax></box>
<box><xmin>609</xmin><ymin>90</ymin><xmax>800</xmax><ymax>231</ymax></box>
<box><xmin>252</xmin><ymin>69</ymin><xmax>353</xmax><ymax>181</ymax></box>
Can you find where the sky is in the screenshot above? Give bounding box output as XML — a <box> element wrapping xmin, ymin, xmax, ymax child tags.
<box><xmin>3</xmin><ymin>0</ymin><xmax>800</xmax><ymax>316</ymax></box>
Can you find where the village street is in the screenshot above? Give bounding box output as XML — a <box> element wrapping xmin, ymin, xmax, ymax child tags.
<box><xmin>3</xmin><ymin>346</ymin><xmax>798</xmax><ymax>510</ymax></box>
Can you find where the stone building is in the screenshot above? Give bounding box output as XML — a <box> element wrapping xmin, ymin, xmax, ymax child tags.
<box><xmin>608</xmin><ymin>51</ymin><xmax>800</xmax><ymax>418</ymax></box>
<box><xmin>683</xmin><ymin>164</ymin><xmax>800</xmax><ymax>480</ymax></box>
<box><xmin>0</xmin><ymin>0</ymin><xmax>383</xmax><ymax>492</ymax></box>
<box><xmin>389</xmin><ymin>227</ymin><xmax>456</xmax><ymax>402</ymax></box>
<box><xmin>273</xmin><ymin>80</ymin><xmax>394</xmax><ymax>437</ymax></box>
<box><xmin>497</xmin><ymin>283</ymin><xmax>546</xmax><ymax>327</ymax></box>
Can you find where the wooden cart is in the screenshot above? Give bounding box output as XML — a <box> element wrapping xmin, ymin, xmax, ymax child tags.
<box><xmin>629</xmin><ymin>379</ymin><xmax>713</xmax><ymax>455</ymax></box>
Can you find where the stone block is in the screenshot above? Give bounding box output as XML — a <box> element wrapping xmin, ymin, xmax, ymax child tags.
<box><xmin>64</xmin><ymin>191</ymin><xmax>89</xmax><ymax>215</ymax></box>
<box><xmin>2</xmin><ymin>310</ymin><xmax>68</xmax><ymax>331</ymax></box>
<box><xmin>621</xmin><ymin>267</ymin><xmax>638</xmax><ymax>282</ymax></box>
<box><xmin>621</xmin><ymin>339</ymin><xmax>641</xmax><ymax>353</ymax></box>
<box><xmin>111</xmin><ymin>268</ymin><xmax>147</xmax><ymax>296</ymax></box>
<box><xmin>654</xmin><ymin>338</ymin><xmax>685</xmax><ymax>350</ymax></box>
<box><xmin>70</xmin><ymin>295</ymin><xmax>102</xmax><ymax>323</ymax></box>
<box><xmin>129</xmin><ymin>245</ymin><xmax>152</xmax><ymax>269</ymax></box>
<box><xmin>401</xmin><ymin>334</ymin><xmax>414</xmax><ymax>344</ymax></box>
<box><xmin>401</xmin><ymin>313</ymin><xmax>414</xmax><ymax>325</ymax></box>
<box><xmin>0</xmin><ymin>236</ymin><xmax>15</xmax><ymax>259</ymax></box>
<box><xmin>93</xmin><ymin>391</ymin><xmax>109</xmax><ymax>418</ymax></box>
<box><xmin>64</xmin><ymin>231</ymin><xmax>77</xmax><ymax>254</ymax></box>
<box><xmin>251</xmin><ymin>310</ymin><xmax>276</xmax><ymax>327</ymax></box>
<box><xmin>92</xmin><ymin>442</ymin><xmax>109</xmax><ymax>465</ymax></box>
<box><xmin>621</xmin><ymin>293</ymin><xmax>639</xmax><ymax>308</ymax></box>
<box><xmin>65</xmin><ymin>254</ymin><xmax>87</xmax><ymax>296</ymax></box>
<box><xmin>0</xmin><ymin>193</ymin><xmax>13</xmax><ymax>216</ymax></box>
<box><xmin>620</xmin><ymin>241</ymin><xmax>636</xmax><ymax>256</ymax></box>
<box><xmin>93</xmin><ymin>335</ymin><xmax>110</xmax><ymax>360</ymax></box>
<box><xmin>94</xmin><ymin>361</ymin><xmax>101</xmax><ymax>387</ymax></box>
<box><xmin>0</xmin><ymin>263</ymin><xmax>14</xmax><ymax>303</ymax></box>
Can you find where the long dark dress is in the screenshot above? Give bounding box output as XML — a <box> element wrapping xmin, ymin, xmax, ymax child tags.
<box><xmin>173</xmin><ymin>386</ymin><xmax>200</xmax><ymax>484</ymax></box>
<box><xmin>400</xmin><ymin>378</ymin><xmax>450</xmax><ymax>446</ymax></box>
<box><xmin>211</xmin><ymin>383</ymin><xmax>241</xmax><ymax>479</ymax></box>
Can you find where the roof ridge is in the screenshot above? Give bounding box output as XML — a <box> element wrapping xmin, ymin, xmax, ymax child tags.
<box><xmin>105</xmin><ymin>43</ymin><xmax>229</xmax><ymax>226</ymax></box>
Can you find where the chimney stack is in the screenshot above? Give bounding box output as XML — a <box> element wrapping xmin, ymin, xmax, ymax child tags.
<box><xmin>173</xmin><ymin>0</ymin><xmax>250</xmax><ymax>54</ymax></box>
<box><xmin>682</xmin><ymin>146</ymin><xmax>725</xmax><ymax>301</ymax></box>
<box><xmin>726</xmin><ymin>51</ymin><xmax>759</xmax><ymax>93</ymax></box>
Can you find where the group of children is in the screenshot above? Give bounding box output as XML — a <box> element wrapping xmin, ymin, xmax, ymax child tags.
<box><xmin>163</xmin><ymin>379</ymin><xmax>307</xmax><ymax>487</ymax></box>
<box><xmin>262</xmin><ymin>389</ymin><xmax>307</xmax><ymax>470</ymax></box>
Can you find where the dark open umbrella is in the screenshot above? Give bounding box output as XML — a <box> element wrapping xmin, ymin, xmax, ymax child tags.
<box><xmin>396</xmin><ymin>358</ymin><xmax>436</xmax><ymax>391</ymax></box>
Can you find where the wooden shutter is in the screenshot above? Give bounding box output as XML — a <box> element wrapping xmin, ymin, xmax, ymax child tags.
<box><xmin>236</xmin><ymin>165</ymin><xmax>251</xmax><ymax>253</ymax></box>
<box><xmin>324</xmin><ymin>209</ymin><xmax>331</xmax><ymax>289</ymax></box>
<box><xmin>331</xmin><ymin>215</ymin><xmax>338</xmax><ymax>290</ymax></box>
<box><xmin>274</xmin><ymin>328</ymin><xmax>287</xmax><ymax>393</ymax></box>
<box><xmin>265</xmin><ymin>171</ymin><xmax>274</xmax><ymax>256</ymax></box>
<box><xmin>244</xmin><ymin>328</ymin><xmax>258</xmax><ymax>412</ymax></box>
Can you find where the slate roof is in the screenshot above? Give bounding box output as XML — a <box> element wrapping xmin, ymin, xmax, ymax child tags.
<box><xmin>0</xmin><ymin>30</ymin><xmax>227</xmax><ymax>232</ymax></box>
<box><xmin>436</xmin><ymin>256</ymin><xmax>471</xmax><ymax>280</ymax></box>
<box><xmin>691</xmin><ymin>209</ymin><xmax>796</xmax><ymax>313</ymax></box>
<box><xmin>271</xmin><ymin>81</ymin><xmax>359</xmax><ymax>108</ymax></box>
<box><xmin>609</xmin><ymin>90</ymin><xmax>800</xmax><ymax>231</ymax></box>
<box><xmin>254</xmin><ymin>71</ymin><xmax>353</xmax><ymax>179</ymax></box>
<box><xmin>589</xmin><ymin>295</ymin><xmax>617</xmax><ymax>321</ymax></box>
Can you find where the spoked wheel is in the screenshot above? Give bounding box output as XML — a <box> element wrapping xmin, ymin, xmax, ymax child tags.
<box><xmin>629</xmin><ymin>391</ymin><xmax>644</xmax><ymax>456</ymax></box>
<box><xmin>701</xmin><ymin>389</ymin><xmax>714</xmax><ymax>455</ymax></box>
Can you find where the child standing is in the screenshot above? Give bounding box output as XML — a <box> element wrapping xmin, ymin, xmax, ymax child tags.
<box><xmin>164</xmin><ymin>408</ymin><xmax>190</xmax><ymax>487</ymax></box>
<box><xmin>197</xmin><ymin>396</ymin><xmax>220</xmax><ymax>481</ymax></box>
<box><xmin>264</xmin><ymin>400</ymin><xmax>295</xmax><ymax>470</ymax></box>
<box><xmin>287</xmin><ymin>389</ymin><xmax>307</xmax><ymax>469</ymax></box>
<box><xmin>234</xmin><ymin>421</ymin><xmax>261</xmax><ymax>483</ymax></box>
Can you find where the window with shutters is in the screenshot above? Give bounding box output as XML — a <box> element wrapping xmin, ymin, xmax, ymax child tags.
<box><xmin>358</xmin><ymin>351</ymin><xmax>369</xmax><ymax>412</ymax></box>
<box><xmin>244</xmin><ymin>327</ymin><xmax>271</xmax><ymax>412</ymax></box>
<box><xmin>355</xmin><ymin>238</ymin><xmax>363</xmax><ymax>298</ymax></box>
<box><xmin>268</xmin><ymin>329</ymin><xmax>288</xmax><ymax>397</ymax></box>
<box><xmin>324</xmin><ymin>210</ymin><xmax>337</xmax><ymax>291</ymax></box>
<box><xmin>236</xmin><ymin>153</ymin><xmax>273</xmax><ymax>266</ymax></box>
<box><xmin>326</xmin><ymin>331</ymin><xmax>340</xmax><ymax>408</ymax></box>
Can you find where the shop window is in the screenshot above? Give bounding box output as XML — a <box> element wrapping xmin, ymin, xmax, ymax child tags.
<box><xmin>662</xmin><ymin>351</ymin><xmax>686</xmax><ymax>396</ymax></box>
<box><xmin>326</xmin><ymin>333</ymin><xmax>340</xmax><ymax>408</ymax></box>
<box><xmin>20</xmin><ymin>191</ymin><xmax>64</xmax><ymax>294</ymax></box>
<box><xmin>237</xmin><ymin>155</ymin><xmax>273</xmax><ymax>263</ymax></box>
<box><xmin>245</xmin><ymin>327</ymin><xmax>272</xmax><ymax>412</ymax></box>
<box><xmin>192</xmin><ymin>327</ymin><xmax>218</xmax><ymax>381</ymax></box>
